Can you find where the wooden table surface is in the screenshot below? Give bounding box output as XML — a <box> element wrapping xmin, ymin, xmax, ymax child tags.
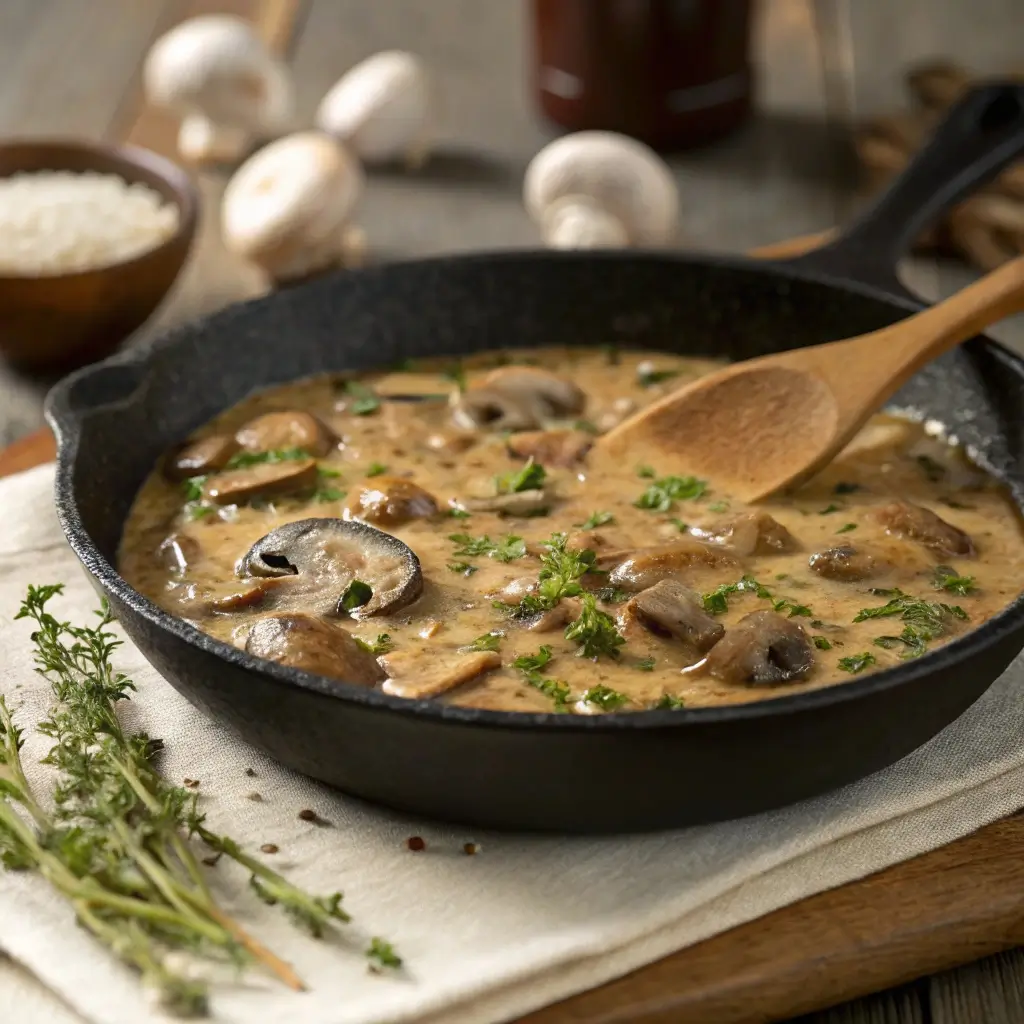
<box><xmin>2</xmin><ymin>2</ymin><xmax>1024</xmax><ymax>1022</ymax></box>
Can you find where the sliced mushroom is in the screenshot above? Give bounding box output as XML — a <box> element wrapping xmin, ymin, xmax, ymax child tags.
<box><xmin>379</xmin><ymin>647</ymin><xmax>501</xmax><ymax>699</ymax></box>
<box><xmin>235</xmin><ymin>410</ymin><xmax>337</xmax><ymax>457</ymax></box>
<box><xmin>159</xmin><ymin>533</ymin><xmax>201</xmax><ymax>574</ymax></box>
<box><xmin>175</xmin><ymin>578</ymin><xmax>279</xmax><ymax>615</ymax></box>
<box><xmin>608</xmin><ymin>539</ymin><xmax>741</xmax><ymax>592</ymax></box>
<box><xmin>246</xmin><ymin>613</ymin><xmax>385</xmax><ymax>685</ymax></box>
<box><xmin>490</xmin><ymin>576</ymin><xmax>539</xmax><ymax>606</ymax></box>
<box><xmin>450</xmin><ymin>388</ymin><xmax>541</xmax><ymax>432</ymax></box>
<box><xmin>692</xmin><ymin>512</ymin><xmax>798</xmax><ymax>556</ymax></box>
<box><xmin>165</xmin><ymin>434</ymin><xmax>240</xmax><ymax>481</ymax></box>
<box><xmin>238</xmin><ymin>517</ymin><xmax>422</xmax><ymax>618</ymax></box>
<box><xmin>705</xmin><ymin>611</ymin><xmax>814</xmax><ymax>686</ymax></box>
<box><xmin>343</xmin><ymin>476</ymin><xmax>438</xmax><ymax>526</ymax></box>
<box><xmin>628</xmin><ymin>580</ymin><xmax>724</xmax><ymax>652</ymax></box>
<box><xmin>526</xmin><ymin>597</ymin><xmax>581</xmax><ymax>632</ymax></box>
<box><xmin>425</xmin><ymin>430</ymin><xmax>477</xmax><ymax>455</ymax></box>
<box><xmin>809</xmin><ymin>545</ymin><xmax>880</xmax><ymax>582</ymax></box>
<box><xmin>875</xmin><ymin>500</ymin><xmax>974</xmax><ymax>556</ymax></box>
<box><xmin>203</xmin><ymin>458</ymin><xmax>319</xmax><ymax>505</ymax></box>
<box><xmin>481</xmin><ymin>365</ymin><xmax>587</xmax><ymax>419</ymax></box>
<box><xmin>465</xmin><ymin>489</ymin><xmax>551</xmax><ymax>516</ymax></box>
<box><xmin>506</xmin><ymin>429</ymin><xmax>593</xmax><ymax>467</ymax></box>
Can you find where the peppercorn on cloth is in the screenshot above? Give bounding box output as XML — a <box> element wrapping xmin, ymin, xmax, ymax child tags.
<box><xmin>3</xmin><ymin>463</ymin><xmax>1024</xmax><ymax>1024</ymax></box>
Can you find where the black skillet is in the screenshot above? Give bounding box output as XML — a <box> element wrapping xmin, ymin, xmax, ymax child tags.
<box><xmin>46</xmin><ymin>85</ymin><xmax>1024</xmax><ymax>833</ymax></box>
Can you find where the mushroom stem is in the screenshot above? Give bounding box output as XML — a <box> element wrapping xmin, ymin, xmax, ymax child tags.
<box><xmin>178</xmin><ymin>115</ymin><xmax>251</xmax><ymax>164</ymax></box>
<box><xmin>542</xmin><ymin>196</ymin><xmax>629</xmax><ymax>249</ymax></box>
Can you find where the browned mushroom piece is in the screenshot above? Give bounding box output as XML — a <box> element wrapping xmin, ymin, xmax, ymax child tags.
<box><xmin>379</xmin><ymin>647</ymin><xmax>501</xmax><ymax>699</ymax></box>
<box><xmin>175</xmin><ymin>578</ymin><xmax>280</xmax><ymax>615</ymax></box>
<box><xmin>705</xmin><ymin>611</ymin><xmax>815</xmax><ymax>686</ymax></box>
<box><xmin>450</xmin><ymin>388</ymin><xmax>543</xmax><ymax>432</ymax></box>
<box><xmin>808</xmin><ymin>545</ymin><xmax>880</xmax><ymax>582</ymax></box>
<box><xmin>490</xmin><ymin>576</ymin><xmax>540</xmax><ymax>606</ymax></box>
<box><xmin>246</xmin><ymin>613</ymin><xmax>386</xmax><ymax>685</ymax></box>
<box><xmin>607</xmin><ymin>539</ymin><xmax>742</xmax><ymax>592</ymax></box>
<box><xmin>159</xmin><ymin>533</ymin><xmax>202</xmax><ymax>574</ymax></box>
<box><xmin>628</xmin><ymin>580</ymin><xmax>724</xmax><ymax>651</ymax></box>
<box><xmin>481</xmin><ymin>365</ymin><xmax>587</xmax><ymax>420</ymax></box>
<box><xmin>165</xmin><ymin>434</ymin><xmax>240</xmax><ymax>481</ymax></box>
<box><xmin>875</xmin><ymin>500</ymin><xmax>974</xmax><ymax>557</ymax></box>
<box><xmin>425</xmin><ymin>430</ymin><xmax>477</xmax><ymax>456</ymax></box>
<box><xmin>239</xmin><ymin>517</ymin><xmax>422</xmax><ymax>619</ymax></box>
<box><xmin>691</xmin><ymin>511</ymin><xmax>798</xmax><ymax>556</ymax></box>
<box><xmin>344</xmin><ymin>476</ymin><xmax>439</xmax><ymax>526</ymax></box>
<box><xmin>235</xmin><ymin>410</ymin><xmax>337</xmax><ymax>457</ymax></box>
<box><xmin>203</xmin><ymin>458</ymin><xmax>319</xmax><ymax>505</ymax></box>
<box><xmin>506</xmin><ymin>429</ymin><xmax>593</xmax><ymax>467</ymax></box>
<box><xmin>465</xmin><ymin>489</ymin><xmax>551</xmax><ymax>516</ymax></box>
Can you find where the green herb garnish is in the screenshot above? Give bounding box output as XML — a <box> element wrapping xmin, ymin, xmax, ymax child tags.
<box><xmin>182</xmin><ymin>475</ymin><xmax>209</xmax><ymax>501</ymax></box>
<box><xmin>463</xmin><ymin>632</ymin><xmax>502</xmax><ymax>653</ymax></box>
<box><xmin>495</xmin><ymin>457</ymin><xmax>547</xmax><ymax>494</ymax></box>
<box><xmin>653</xmin><ymin>694</ymin><xmax>686</xmax><ymax>710</ymax></box>
<box><xmin>854</xmin><ymin>588</ymin><xmax>967</xmax><ymax>658</ymax></box>
<box><xmin>636</xmin><ymin>465</ymin><xmax>656</xmax><ymax>479</ymax></box>
<box><xmin>184</xmin><ymin>502</ymin><xmax>215</xmax><ymax>522</ymax></box>
<box><xmin>367</xmin><ymin>937</ymin><xmax>402</xmax><ymax>970</ymax></box>
<box><xmin>634</xmin><ymin>475</ymin><xmax>707</xmax><ymax>512</ymax></box>
<box><xmin>446</xmin><ymin>561</ymin><xmax>479</xmax><ymax>576</ymax></box>
<box><xmin>578</xmin><ymin>511</ymin><xmax>615</xmax><ymax>530</ymax></box>
<box><xmin>442</xmin><ymin>363</ymin><xmax>468</xmax><ymax>392</ymax></box>
<box><xmin>564</xmin><ymin>593</ymin><xmax>625</xmax><ymax>659</ymax></box>
<box><xmin>512</xmin><ymin>647</ymin><xmax>572</xmax><ymax>711</ymax></box>
<box><xmin>669</xmin><ymin>518</ymin><xmax>689</xmax><ymax>533</ymax></box>
<box><xmin>225</xmin><ymin>447</ymin><xmax>309</xmax><ymax>469</ymax></box>
<box><xmin>343</xmin><ymin>381</ymin><xmax>381</xmax><ymax>416</ymax></box>
<box><xmin>838</xmin><ymin>652</ymin><xmax>876</xmax><ymax>673</ymax></box>
<box><xmin>512</xmin><ymin>533</ymin><xmax>598</xmax><ymax>616</ymax></box>
<box><xmin>366</xmin><ymin>462</ymin><xmax>388</xmax><ymax>477</ymax></box>
<box><xmin>314</xmin><ymin>487</ymin><xmax>345</xmax><ymax>503</ymax></box>
<box><xmin>933</xmin><ymin>565</ymin><xmax>977</xmax><ymax>596</ymax></box>
<box><xmin>580</xmin><ymin>684</ymin><xmax>629</xmax><ymax>711</ymax></box>
<box><xmin>772</xmin><ymin>598</ymin><xmax>813</xmax><ymax>618</ymax></box>
<box><xmin>574</xmin><ymin>419</ymin><xmax>599</xmax><ymax>435</ymax></box>
<box><xmin>595</xmin><ymin>586</ymin><xmax>631</xmax><ymax>604</ymax></box>
<box><xmin>636</xmin><ymin>656</ymin><xmax>656</xmax><ymax>671</ymax></box>
<box><xmin>637</xmin><ymin>366</ymin><xmax>681</xmax><ymax>388</ymax></box>
<box><xmin>812</xmin><ymin>635</ymin><xmax>833</xmax><ymax>650</ymax></box>
<box><xmin>512</xmin><ymin>646</ymin><xmax>554</xmax><ymax>673</ymax></box>
<box><xmin>354</xmin><ymin>633</ymin><xmax>394</xmax><ymax>655</ymax></box>
<box><xmin>707</xmin><ymin>500</ymin><xmax>729</xmax><ymax>513</ymax></box>
<box><xmin>340</xmin><ymin>580</ymin><xmax>373</xmax><ymax>612</ymax></box>
<box><xmin>447</xmin><ymin>507</ymin><xmax>471</xmax><ymax>519</ymax></box>
<box><xmin>819</xmin><ymin>503</ymin><xmax>840</xmax><ymax>515</ymax></box>
<box><xmin>448</xmin><ymin>533</ymin><xmax>527</xmax><ymax>563</ymax></box>
<box><xmin>836</xmin><ymin>523</ymin><xmax>857</xmax><ymax>534</ymax></box>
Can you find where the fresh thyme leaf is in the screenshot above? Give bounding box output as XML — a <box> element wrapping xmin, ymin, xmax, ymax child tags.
<box><xmin>634</xmin><ymin>475</ymin><xmax>707</xmax><ymax>512</ymax></box>
<box><xmin>838</xmin><ymin>652</ymin><xmax>876</xmax><ymax>673</ymax></box>
<box><xmin>654</xmin><ymin>694</ymin><xmax>686</xmax><ymax>710</ymax></box>
<box><xmin>580</xmin><ymin>684</ymin><xmax>629</xmax><ymax>711</ymax></box>
<box><xmin>578</xmin><ymin>511</ymin><xmax>615</xmax><ymax>530</ymax></box>
<box><xmin>812</xmin><ymin>635</ymin><xmax>833</xmax><ymax>650</ymax></box>
<box><xmin>495</xmin><ymin>457</ymin><xmax>547</xmax><ymax>494</ymax></box>
<box><xmin>819</xmin><ymin>503</ymin><xmax>840</xmax><ymax>515</ymax></box>
<box><xmin>834</xmin><ymin>481</ymin><xmax>861</xmax><ymax>495</ymax></box>
<box><xmin>564</xmin><ymin>593</ymin><xmax>625</xmax><ymax>659</ymax></box>
<box><xmin>636</xmin><ymin>465</ymin><xmax>656</xmax><ymax>478</ymax></box>
<box><xmin>442</xmin><ymin>362</ymin><xmax>468</xmax><ymax>392</ymax></box>
<box><xmin>636</xmin><ymin>656</ymin><xmax>656</xmax><ymax>671</ymax></box>
<box><xmin>367</xmin><ymin>937</ymin><xmax>402</xmax><ymax>969</ymax></box>
<box><xmin>668</xmin><ymin>518</ymin><xmax>689</xmax><ymax>532</ymax></box>
<box><xmin>463</xmin><ymin>632</ymin><xmax>502</xmax><ymax>653</ymax></box>
<box><xmin>637</xmin><ymin>365</ymin><xmax>681</xmax><ymax>388</ymax></box>
<box><xmin>340</xmin><ymin>580</ymin><xmax>373</xmax><ymax>612</ymax></box>
<box><xmin>354</xmin><ymin>633</ymin><xmax>393</xmax><ymax>655</ymax></box>
<box><xmin>933</xmin><ymin>565</ymin><xmax>977</xmax><ymax>596</ymax></box>
<box><xmin>447</xmin><ymin>507</ymin><xmax>471</xmax><ymax>519</ymax></box>
<box><xmin>446</xmin><ymin>561</ymin><xmax>479</xmax><ymax>576</ymax></box>
<box><xmin>916</xmin><ymin>453</ymin><xmax>945</xmax><ymax>481</ymax></box>
<box><xmin>225</xmin><ymin>447</ymin><xmax>310</xmax><ymax>469</ymax></box>
<box><xmin>836</xmin><ymin>523</ymin><xmax>857</xmax><ymax>534</ymax></box>
<box><xmin>182</xmin><ymin>475</ymin><xmax>208</xmax><ymax>501</ymax></box>
<box><xmin>343</xmin><ymin>381</ymin><xmax>381</xmax><ymax>415</ymax></box>
<box><xmin>366</xmin><ymin>462</ymin><xmax>388</xmax><ymax>477</ymax></box>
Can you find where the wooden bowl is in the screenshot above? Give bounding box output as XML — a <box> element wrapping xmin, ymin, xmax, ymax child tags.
<box><xmin>0</xmin><ymin>139</ymin><xmax>199</xmax><ymax>373</ymax></box>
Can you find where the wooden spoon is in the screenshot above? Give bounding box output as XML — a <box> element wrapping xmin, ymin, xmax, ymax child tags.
<box><xmin>597</xmin><ymin>255</ymin><xmax>1024</xmax><ymax>503</ymax></box>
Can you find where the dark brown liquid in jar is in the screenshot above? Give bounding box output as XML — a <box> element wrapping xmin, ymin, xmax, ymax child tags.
<box><xmin>530</xmin><ymin>0</ymin><xmax>753</xmax><ymax>150</ymax></box>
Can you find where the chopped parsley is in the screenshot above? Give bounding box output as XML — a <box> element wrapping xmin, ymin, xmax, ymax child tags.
<box><xmin>225</xmin><ymin>447</ymin><xmax>310</xmax><ymax>470</ymax></box>
<box><xmin>184</xmin><ymin>501</ymin><xmax>215</xmax><ymax>521</ymax></box>
<box><xmin>933</xmin><ymin>565</ymin><xmax>977</xmax><ymax>596</ymax></box>
<box><xmin>366</xmin><ymin>462</ymin><xmax>388</xmax><ymax>477</ymax></box>
<box><xmin>442</xmin><ymin>362</ymin><xmax>468</xmax><ymax>392</ymax></box>
<box><xmin>701</xmin><ymin>576</ymin><xmax>804</xmax><ymax>616</ymax></box>
<box><xmin>512</xmin><ymin>533</ymin><xmax>598</xmax><ymax>616</ymax></box>
<box><xmin>708</xmin><ymin>500</ymin><xmax>730</xmax><ymax>513</ymax></box>
<box><xmin>512</xmin><ymin>646</ymin><xmax>553</xmax><ymax>673</ymax></box>
<box><xmin>340</xmin><ymin>580</ymin><xmax>373</xmax><ymax>612</ymax></box>
<box><xmin>354</xmin><ymin>633</ymin><xmax>393</xmax><ymax>655</ymax></box>
<box><xmin>834</xmin><ymin>481</ymin><xmax>861</xmax><ymax>495</ymax></box>
<box><xmin>636</xmin><ymin>656</ymin><xmax>656</xmax><ymax>671</ymax></box>
<box><xmin>447</xmin><ymin>507</ymin><xmax>471</xmax><ymax>519</ymax></box>
<box><xmin>701</xmin><ymin>583</ymin><xmax>735</xmax><ymax>615</ymax></box>
<box><xmin>343</xmin><ymin>381</ymin><xmax>381</xmax><ymax>415</ymax></box>
<box><xmin>463</xmin><ymin>632</ymin><xmax>502</xmax><ymax>653</ymax></box>
<box><xmin>313</xmin><ymin>486</ymin><xmax>346</xmax><ymax>503</ymax></box>
<box><xmin>580</xmin><ymin>684</ymin><xmax>629</xmax><ymax>711</ymax></box>
<box><xmin>446</xmin><ymin>561</ymin><xmax>479</xmax><ymax>576</ymax></box>
<box><xmin>512</xmin><ymin>647</ymin><xmax>572</xmax><ymax>711</ymax></box>
<box><xmin>669</xmin><ymin>518</ymin><xmax>689</xmax><ymax>532</ymax></box>
<box><xmin>812</xmin><ymin>635</ymin><xmax>833</xmax><ymax>650</ymax></box>
<box><xmin>836</xmin><ymin>523</ymin><xmax>857</xmax><ymax>534</ymax></box>
<box><xmin>916</xmin><ymin>454</ymin><xmax>945</xmax><ymax>481</ymax></box>
<box><xmin>182</xmin><ymin>475</ymin><xmax>209</xmax><ymax>501</ymax></box>
<box><xmin>495</xmin><ymin>457</ymin><xmax>547</xmax><ymax>494</ymax></box>
<box><xmin>855</xmin><ymin>588</ymin><xmax>968</xmax><ymax>658</ymax></box>
<box><xmin>366</xmin><ymin>937</ymin><xmax>402</xmax><ymax>970</ymax></box>
<box><xmin>654</xmin><ymin>694</ymin><xmax>686</xmax><ymax>710</ymax></box>
<box><xmin>448</xmin><ymin>533</ymin><xmax>527</xmax><ymax>563</ymax></box>
<box><xmin>772</xmin><ymin>597</ymin><xmax>812</xmax><ymax>618</ymax></box>
<box><xmin>634</xmin><ymin>475</ymin><xmax>707</xmax><ymax>512</ymax></box>
<box><xmin>578</xmin><ymin>511</ymin><xmax>615</xmax><ymax>530</ymax></box>
<box><xmin>595</xmin><ymin>586</ymin><xmax>631</xmax><ymax>604</ymax></box>
<box><xmin>819</xmin><ymin>503</ymin><xmax>840</xmax><ymax>515</ymax></box>
<box><xmin>637</xmin><ymin>365</ymin><xmax>681</xmax><ymax>388</ymax></box>
<box><xmin>564</xmin><ymin>593</ymin><xmax>625</xmax><ymax>659</ymax></box>
<box><xmin>636</xmin><ymin>465</ymin><xmax>656</xmax><ymax>478</ymax></box>
<box><xmin>838</xmin><ymin>652</ymin><xmax>876</xmax><ymax>674</ymax></box>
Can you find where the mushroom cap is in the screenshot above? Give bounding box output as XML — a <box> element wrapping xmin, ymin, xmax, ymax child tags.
<box><xmin>238</xmin><ymin>517</ymin><xmax>422</xmax><ymax>619</ymax></box>
<box><xmin>144</xmin><ymin>15</ymin><xmax>292</xmax><ymax>130</ymax></box>
<box><xmin>221</xmin><ymin>132</ymin><xmax>363</xmax><ymax>271</ymax></box>
<box><xmin>524</xmin><ymin>131</ymin><xmax>680</xmax><ymax>246</ymax></box>
<box><xmin>315</xmin><ymin>50</ymin><xmax>431</xmax><ymax>163</ymax></box>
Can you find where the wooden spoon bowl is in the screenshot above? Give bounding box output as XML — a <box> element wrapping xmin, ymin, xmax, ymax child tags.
<box><xmin>0</xmin><ymin>138</ymin><xmax>199</xmax><ymax>374</ymax></box>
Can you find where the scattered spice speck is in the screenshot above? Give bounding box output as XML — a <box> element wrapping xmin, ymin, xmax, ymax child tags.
<box><xmin>246</xmin><ymin>792</ymin><xmax>263</xmax><ymax>802</ymax></box>
<box><xmin>260</xmin><ymin>843</ymin><xmax>279</xmax><ymax>855</ymax></box>
<box><xmin>406</xmin><ymin>835</ymin><xmax>426</xmax><ymax>852</ymax></box>
<box><xmin>244</xmin><ymin>767</ymin><xmax>257</xmax><ymax>777</ymax></box>
<box><xmin>201</xmin><ymin>854</ymin><xmax>221</xmax><ymax>868</ymax></box>
<box><xmin>183</xmin><ymin>778</ymin><xmax>200</xmax><ymax>789</ymax></box>
<box><xmin>463</xmin><ymin>842</ymin><xmax>480</xmax><ymax>855</ymax></box>
<box><xmin>298</xmin><ymin>808</ymin><xmax>321</xmax><ymax>823</ymax></box>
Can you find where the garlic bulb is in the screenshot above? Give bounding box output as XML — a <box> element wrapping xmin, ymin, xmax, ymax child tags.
<box><xmin>315</xmin><ymin>51</ymin><xmax>433</xmax><ymax>168</ymax></box>
<box><xmin>524</xmin><ymin>131</ymin><xmax>680</xmax><ymax>248</ymax></box>
<box><xmin>221</xmin><ymin>132</ymin><xmax>364</xmax><ymax>283</ymax></box>
<box><xmin>144</xmin><ymin>15</ymin><xmax>293</xmax><ymax>164</ymax></box>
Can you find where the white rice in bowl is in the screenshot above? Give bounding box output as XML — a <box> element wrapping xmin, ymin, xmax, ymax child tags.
<box><xmin>0</xmin><ymin>170</ymin><xmax>180</xmax><ymax>275</ymax></box>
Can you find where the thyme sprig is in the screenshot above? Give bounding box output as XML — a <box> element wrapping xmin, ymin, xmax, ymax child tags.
<box><xmin>0</xmin><ymin>584</ymin><xmax>397</xmax><ymax>1016</ymax></box>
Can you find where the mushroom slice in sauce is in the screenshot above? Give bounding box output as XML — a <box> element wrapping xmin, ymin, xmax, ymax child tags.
<box><xmin>874</xmin><ymin>500</ymin><xmax>974</xmax><ymax>556</ymax></box>
<box><xmin>235</xmin><ymin>410</ymin><xmax>337</xmax><ymax>457</ymax></box>
<box><xmin>204</xmin><ymin>459</ymin><xmax>319</xmax><ymax>505</ymax></box>
<box><xmin>344</xmin><ymin>476</ymin><xmax>438</xmax><ymax>527</ymax></box>
<box><xmin>808</xmin><ymin>545</ymin><xmax>879</xmax><ymax>582</ymax></box>
<box><xmin>490</xmin><ymin>576</ymin><xmax>540</xmax><ymax>606</ymax></box>
<box><xmin>176</xmin><ymin>578</ymin><xmax>280</xmax><ymax>615</ymax></box>
<box><xmin>165</xmin><ymin>434</ymin><xmax>240</xmax><ymax>481</ymax></box>
<box><xmin>451</xmin><ymin>388</ymin><xmax>542</xmax><ymax>432</ymax></box>
<box><xmin>159</xmin><ymin>533</ymin><xmax>201</xmax><ymax>574</ymax></box>
<box><xmin>481</xmin><ymin>366</ymin><xmax>587</xmax><ymax>419</ymax></box>
<box><xmin>465</xmin><ymin>489</ymin><xmax>550</xmax><ymax>516</ymax></box>
<box><xmin>246</xmin><ymin>613</ymin><xmax>385</xmax><ymax>685</ymax></box>
<box><xmin>379</xmin><ymin>647</ymin><xmax>501</xmax><ymax>699</ymax></box>
<box><xmin>705</xmin><ymin>611</ymin><xmax>814</xmax><ymax>686</ymax></box>
<box><xmin>238</xmin><ymin>517</ymin><xmax>422</xmax><ymax>618</ymax></box>
<box><xmin>608</xmin><ymin>539</ymin><xmax>742</xmax><ymax>592</ymax></box>
<box><xmin>628</xmin><ymin>580</ymin><xmax>724</xmax><ymax>651</ymax></box>
<box><xmin>506</xmin><ymin>429</ymin><xmax>593</xmax><ymax>467</ymax></box>
<box><xmin>692</xmin><ymin>511</ymin><xmax>798</xmax><ymax>556</ymax></box>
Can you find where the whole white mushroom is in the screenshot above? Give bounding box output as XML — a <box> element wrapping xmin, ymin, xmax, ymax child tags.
<box><xmin>221</xmin><ymin>132</ymin><xmax>365</xmax><ymax>283</ymax></box>
<box><xmin>315</xmin><ymin>50</ymin><xmax>433</xmax><ymax>168</ymax></box>
<box><xmin>144</xmin><ymin>15</ymin><xmax>293</xmax><ymax>164</ymax></box>
<box><xmin>524</xmin><ymin>131</ymin><xmax>680</xmax><ymax>249</ymax></box>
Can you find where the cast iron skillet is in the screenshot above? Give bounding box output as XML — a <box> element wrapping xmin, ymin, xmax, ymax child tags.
<box><xmin>46</xmin><ymin>85</ymin><xmax>1024</xmax><ymax>833</ymax></box>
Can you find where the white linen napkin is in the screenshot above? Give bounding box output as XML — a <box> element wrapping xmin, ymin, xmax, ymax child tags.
<box><xmin>3</xmin><ymin>463</ymin><xmax>1023</xmax><ymax>1024</ymax></box>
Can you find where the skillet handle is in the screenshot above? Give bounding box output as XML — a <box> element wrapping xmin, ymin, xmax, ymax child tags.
<box><xmin>772</xmin><ymin>82</ymin><xmax>1024</xmax><ymax>299</ymax></box>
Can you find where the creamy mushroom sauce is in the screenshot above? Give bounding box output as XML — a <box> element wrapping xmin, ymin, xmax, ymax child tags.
<box><xmin>119</xmin><ymin>348</ymin><xmax>1024</xmax><ymax>714</ymax></box>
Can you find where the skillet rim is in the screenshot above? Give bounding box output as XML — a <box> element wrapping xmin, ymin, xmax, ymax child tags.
<box><xmin>46</xmin><ymin>247</ymin><xmax>1024</xmax><ymax>732</ymax></box>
